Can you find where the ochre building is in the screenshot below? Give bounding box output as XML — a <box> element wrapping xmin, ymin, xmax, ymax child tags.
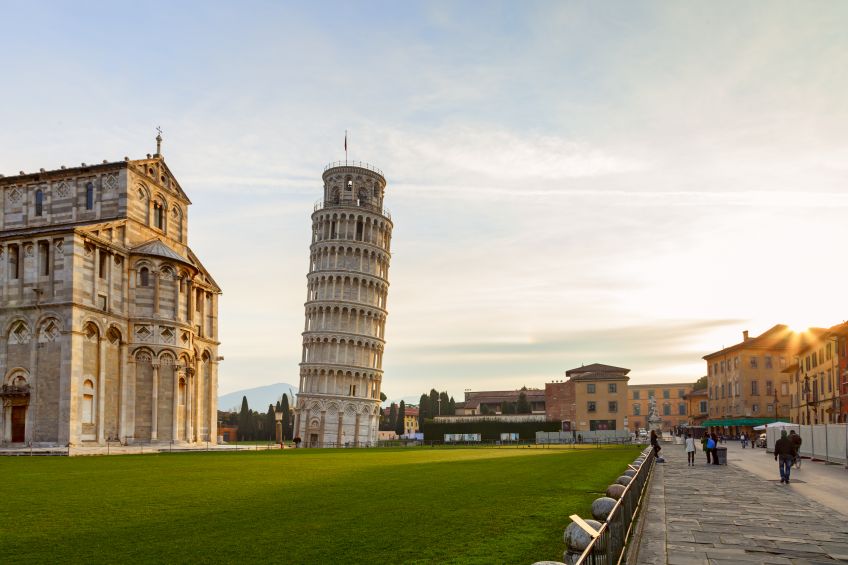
<box><xmin>0</xmin><ymin>139</ymin><xmax>221</xmax><ymax>446</ymax></box>
<box><xmin>627</xmin><ymin>382</ymin><xmax>692</xmax><ymax>432</ymax></box>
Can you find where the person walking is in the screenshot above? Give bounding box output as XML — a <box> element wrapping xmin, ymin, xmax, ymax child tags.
<box><xmin>684</xmin><ymin>432</ymin><xmax>696</xmax><ymax>466</ymax></box>
<box><xmin>710</xmin><ymin>431</ymin><xmax>720</xmax><ymax>465</ymax></box>
<box><xmin>701</xmin><ymin>432</ymin><xmax>711</xmax><ymax>464</ymax></box>
<box><xmin>774</xmin><ymin>430</ymin><xmax>794</xmax><ymax>484</ymax></box>
<box><xmin>740</xmin><ymin>432</ymin><xmax>747</xmax><ymax>449</ymax></box>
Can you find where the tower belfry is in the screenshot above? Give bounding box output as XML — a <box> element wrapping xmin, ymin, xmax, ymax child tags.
<box><xmin>294</xmin><ymin>160</ymin><xmax>393</xmax><ymax>447</ymax></box>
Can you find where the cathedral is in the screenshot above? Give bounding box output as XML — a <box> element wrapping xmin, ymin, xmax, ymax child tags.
<box><xmin>0</xmin><ymin>136</ymin><xmax>221</xmax><ymax>447</ymax></box>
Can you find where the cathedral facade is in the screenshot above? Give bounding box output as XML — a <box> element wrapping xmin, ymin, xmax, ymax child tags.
<box><xmin>0</xmin><ymin>140</ymin><xmax>221</xmax><ymax>446</ymax></box>
<box><xmin>294</xmin><ymin>162</ymin><xmax>392</xmax><ymax>447</ymax></box>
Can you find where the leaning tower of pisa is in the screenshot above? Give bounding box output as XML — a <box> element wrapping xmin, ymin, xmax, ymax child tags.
<box><xmin>294</xmin><ymin>161</ymin><xmax>392</xmax><ymax>447</ymax></box>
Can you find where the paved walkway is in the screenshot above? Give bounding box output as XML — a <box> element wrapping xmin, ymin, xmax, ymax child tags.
<box><xmin>634</xmin><ymin>442</ymin><xmax>848</xmax><ymax>564</ymax></box>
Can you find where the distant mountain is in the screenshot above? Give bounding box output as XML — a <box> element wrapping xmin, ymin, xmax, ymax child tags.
<box><xmin>218</xmin><ymin>383</ymin><xmax>299</xmax><ymax>413</ymax></box>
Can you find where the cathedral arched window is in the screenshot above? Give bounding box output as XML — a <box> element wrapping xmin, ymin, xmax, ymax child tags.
<box><xmin>35</xmin><ymin>189</ymin><xmax>44</xmax><ymax>216</ymax></box>
<box><xmin>85</xmin><ymin>183</ymin><xmax>94</xmax><ymax>210</ymax></box>
<box><xmin>154</xmin><ymin>202</ymin><xmax>164</xmax><ymax>229</ymax></box>
<box><xmin>139</xmin><ymin>267</ymin><xmax>150</xmax><ymax>287</ymax></box>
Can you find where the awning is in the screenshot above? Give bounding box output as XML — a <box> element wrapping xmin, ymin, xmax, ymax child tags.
<box><xmin>702</xmin><ymin>418</ymin><xmax>779</xmax><ymax>427</ymax></box>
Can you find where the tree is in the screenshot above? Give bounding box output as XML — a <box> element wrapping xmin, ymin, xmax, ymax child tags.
<box><xmin>480</xmin><ymin>404</ymin><xmax>491</xmax><ymax>415</ymax></box>
<box><xmin>693</xmin><ymin>376</ymin><xmax>708</xmax><ymax>390</ymax></box>
<box><xmin>418</xmin><ymin>394</ymin><xmax>430</xmax><ymax>428</ymax></box>
<box><xmin>395</xmin><ymin>401</ymin><xmax>406</xmax><ymax>436</ymax></box>
<box><xmin>280</xmin><ymin>393</ymin><xmax>291</xmax><ymax>440</ymax></box>
<box><xmin>388</xmin><ymin>403</ymin><xmax>398</xmax><ymax>433</ymax></box>
<box><xmin>448</xmin><ymin>396</ymin><xmax>456</xmax><ymax>415</ymax></box>
<box><xmin>265</xmin><ymin>404</ymin><xmax>276</xmax><ymax>441</ymax></box>
<box><xmin>380</xmin><ymin>392</ymin><xmax>387</xmax><ymax>402</ymax></box>
<box><xmin>429</xmin><ymin>389</ymin><xmax>440</xmax><ymax>416</ymax></box>
<box><xmin>516</xmin><ymin>392</ymin><xmax>530</xmax><ymax>414</ymax></box>
<box><xmin>238</xmin><ymin>396</ymin><xmax>251</xmax><ymax>441</ymax></box>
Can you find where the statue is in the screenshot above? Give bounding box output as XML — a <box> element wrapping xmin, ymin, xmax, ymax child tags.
<box><xmin>647</xmin><ymin>397</ymin><xmax>662</xmax><ymax>432</ymax></box>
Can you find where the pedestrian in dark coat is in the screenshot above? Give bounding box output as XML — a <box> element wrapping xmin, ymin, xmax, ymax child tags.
<box><xmin>774</xmin><ymin>430</ymin><xmax>794</xmax><ymax>484</ymax></box>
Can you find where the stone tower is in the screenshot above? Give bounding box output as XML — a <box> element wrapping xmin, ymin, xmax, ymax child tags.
<box><xmin>295</xmin><ymin>161</ymin><xmax>392</xmax><ymax>447</ymax></box>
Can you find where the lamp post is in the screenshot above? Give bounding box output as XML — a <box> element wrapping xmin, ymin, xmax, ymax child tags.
<box><xmin>275</xmin><ymin>410</ymin><xmax>283</xmax><ymax>447</ymax></box>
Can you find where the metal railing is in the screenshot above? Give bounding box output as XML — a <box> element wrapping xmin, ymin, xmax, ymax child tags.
<box><xmin>574</xmin><ymin>447</ymin><xmax>656</xmax><ymax>565</ymax></box>
<box><xmin>323</xmin><ymin>161</ymin><xmax>384</xmax><ymax>177</ymax></box>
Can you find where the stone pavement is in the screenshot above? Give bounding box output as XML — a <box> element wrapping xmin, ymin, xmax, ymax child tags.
<box><xmin>633</xmin><ymin>442</ymin><xmax>848</xmax><ymax>564</ymax></box>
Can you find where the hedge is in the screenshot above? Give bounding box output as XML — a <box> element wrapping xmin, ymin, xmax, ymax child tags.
<box><xmin>420</xmin><ymin>420</ymin><xmax>561</xmax><ymax>440</ymax></box>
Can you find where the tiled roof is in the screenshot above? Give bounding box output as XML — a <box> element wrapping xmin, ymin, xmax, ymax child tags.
<box><xmin>565</xmin><ymin>363</ymin><xmax>630</xmax><ymax>376</ymax></box>
<box><xmin>131</xmin><ymin>239</ymin><xmax>188</xmax><ymax>263</ymax></box>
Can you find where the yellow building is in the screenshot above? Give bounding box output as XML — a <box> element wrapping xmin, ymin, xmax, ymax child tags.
<box><xmin>568</xmin><ymin>364</ymin><xmax>629</xmax><ymax>432</ymax></box>
<box><xmin>790</xmin><ymin>325</ymin><xmax>843</xmax><ymax>425</ymax></box>
<box><xmin>403</xmin><ymin>406</ymin><xmax>420</xmax><ymax>435</ymax></box>
<box><xmin>703</xmin><ymin>325</ymin><xmax>809</xmax><ymax>434</ymax></box>
<box><xmin>627</xmin><ymin>383</ymin><xmax>692</xmax><ymax>432</ymax></box>
<box><xmin>683</xmin><ymin>387</ymin><xmax>709</xmax><ymax>427</ymax></box>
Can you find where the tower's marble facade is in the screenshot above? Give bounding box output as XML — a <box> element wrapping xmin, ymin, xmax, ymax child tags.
<box><xmin>0</xmin><ymin>140</ymin><xmax>221</xmax><ymax>446</ymax></box>
<box><xmin>295</xmin><ymin>162</ymin><xmax>392</xmax><ymax>447</ymax></box>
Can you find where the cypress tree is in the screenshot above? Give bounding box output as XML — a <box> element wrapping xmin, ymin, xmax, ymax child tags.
<box><xmin>418</xmin><ymin>393</ymin><xmax>429</xmax><ymax>428</ymax></box>
<box><xmin>396</xmin><ymin>400</ymin><xmax>406</xmax><ymax>436</ymax></box>
<box><xmin>389</xmin><ymin>403</ymin><xmax>398</xmax><ymax>433</ymax></box>
<box><xmin>238</xmin><ymin>396</ymin><xmax>250</xmax><ymax>441</ymax></box>
<box><xmin>429</xmin><ymin>389</ymin><xmax>440</xmax><ymax>416</ymax></box>
<box><xmin>448</xmin><ymin>396</ymin><xmax>456</xmax><ymax>415</ymax></box>
<box><xmin>281</xmin><ymin>393</ymin><xmax>291</xmax><ymax>440</ymax></box>
<box><xmin>266</xmin><ymin>404</ymin><xmax>276</xmax><ymax>441</ymax></box>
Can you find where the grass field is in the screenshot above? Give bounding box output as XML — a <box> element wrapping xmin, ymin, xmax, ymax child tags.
<box><xmin>0</xmin><ymin>445</ymin><xmax>639</xmax><ymax>564</ymax></box>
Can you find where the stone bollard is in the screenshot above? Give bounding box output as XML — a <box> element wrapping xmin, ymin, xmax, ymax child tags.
<box><xmin>591</xmin><ymin>497</ymin><xmax>617</xmax><ymax>521</ymax></box>
<box><xmin>616</xmin><ymin>475</ymin><xmax>632</xmax><ymax>486</ymax></box>
<box><xmin>623</xmin><ymin>469</ymin><xmax>636</xmax><ymax>477</ymax></box>
<box><xmin>563</xmin><ymin>519</ymin><xmax>602</xmax><ymax>565</ymax></box>
<box><xmin>606</xmin><ymin>483</ymin><xmax>625</xmax><ymax>499</ymax></box>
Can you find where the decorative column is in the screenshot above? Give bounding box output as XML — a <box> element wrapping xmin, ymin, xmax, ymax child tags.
<box><xmin>318</xmin><ymin>410</ymin><xmax>327</xmax><ymax>447</ymax></box>
<box><xmin>173</xmin><ymin>369</ymin><xmax>181</xmax><ymax>441</ymax></box>
<box><xmin>97</xmin><ymin>337</ymin><xmax>106</xmax><ymax>444</ymax></box>
<box><xmin>185</xmin><ymin>370</ymin><xmax>193</xmax><ymax>442</ymax></box>
<box><xmin>118</xmin><ymin>342</ymin><xmax>128</xmax><ymax>441</ymax></box>
<box><xmin>151</xmin><ymin>360</ymin><xmax>159</xmax><ymax>441</ymax></box>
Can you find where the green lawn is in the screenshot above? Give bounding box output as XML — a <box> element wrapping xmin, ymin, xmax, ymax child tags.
<box><xmin>0</xmin><ymin>445</ymin><xmax>639</xmax><ymax>564</ymax></box>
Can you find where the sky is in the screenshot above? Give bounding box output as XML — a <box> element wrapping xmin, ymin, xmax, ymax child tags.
<box><xmin>2</xmin><ymin>1</ymin><xmax>848</xmax><ymax>403</ymax></box>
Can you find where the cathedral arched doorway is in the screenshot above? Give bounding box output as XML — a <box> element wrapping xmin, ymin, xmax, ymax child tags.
<box><xmin>2</xmin><ymin>373</ymin><xmax>31</xmax><ymax>444</ymax></box>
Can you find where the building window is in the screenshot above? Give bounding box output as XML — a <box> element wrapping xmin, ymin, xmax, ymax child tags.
<box><xmin>805</xmin><ymin>356</ymin><xmax>811</xmax><ymax>371</ymax></box>
<box><xmin>751</xmin><ymin>380</ymin><xmax>759</xmax><ymax>396</ymax></box>
<box><xmin>633</xmin><ymin>390</ymin><xmax>640</xmax><ymax>400</ymax></box>
<box><xmin>35</xmin><ymin>189</ymin><xmax>44</xmax><ymax>216</ymax></box>
<box><xmin>752</xmin><ymin>403</ymin><xmax>759</xmax><ymax>414</ymax></box>
<box><xmin>608</xmin><ymin>383</ymin><xmax>617</xmax><ymax>393</ymax></box>
<box><xmin>587</xmin><ymin>401</ymin><xmax>596</xmax><ymax>413</ymax></box>
<box><xmin>608</xmin><ymin>401</ymin><xmax>618</xmax><ymax>412</ymax></box>
<box><xmin>781</xmin><ymin>382</ymin><xmax>788</xmax><ymax>395</ymax></box>
<box><xmin>678</xmin><ymin>403</ymin><xmax>685</xmax><ymax>415</ymax></box>
<box><xmin>663</xmin><ymin>404</ymin><xmax>671</xmax><ymax>416</ymax></box>
<box><xmin>734</xmin><ymin>357</ymin><xmax>739</xmax><ymax>368</ymax></box>
<box><xmin>749</xmin><ymin>356</ymin><xmax>758</xmax><ymax>369</ymax></box>
<box><xmin>779</xmin><ymin>356</ymin><xmax>786</xmax><ymax>369</ymax></box>
<box><xmin>720</xmin><ymin>360</ymin><xmax>726</xmax><ymax>373</ymax></box>
<box><xmin>721</xmin><ymin>384</ymin><xmax>725</xmax><ymax>398</ymax></box>
<box><xmin>99</xmin><ymin>252</ymin><xmax>108</xmax><ymax>279</ymax></box>
<box><xmin>154</xmin><ymin>203</ymin><xmax>164</xmax><ymax>229</ymax></box>
<box><xmin>767</xmin><ymin>403</ymin><xmax>774</xmax><ymax>414</ymax></box>
<box><xmin>85</xmin><ymin>182</ymin><xmax>94</xmax><ymax>210</ymax></box>
<box><xmin>8</xmin><ymin>244</ymin><xmax>20</xmax><ymax>279</ymax></box>
<box><xmin>587</xmin><ymin>384</ymin><xmax>596</xmax><ymax>394</ymax></box>
<box><xmin>663</xmin><ymin>389</ymin><xmax>670</xmax><ymax>399</ymax></box>
<box><xmin>826</xmin><ymin>343</ymin><xmax>832</xmax><ymax>360</ymax></box>
<box><xmin>765</xmin><ymin>380</ymin><xmax>773</xmax><ymax>396</ymax></box>
<box><xmin>139</xmin><ymin>267</ymin><xmax>150</xmax><ymax>287</ymax></box>
<box><xmin>82</xmin><ymin>379</ymin><xmax>95</xmax><ymax>424</ymax></box>
<box><xmin>633</xmin><ymin>404</ymin><xmax>641</xmax><ymax>415</ymax></box>
<box><xmin>765</xmin><ymin>355</ymin><xmax>773</xmax><ymax>369</ymax></box>
<box><xmin>699</xmin><ymin>400</ymin><xmax>707</xmax><ymax>414</ymax></box>
<box><xmin>649</xmin><ymin>390</ymin><xmax>655</xmax><ymax>399</ymax></box>
<box><xmin>812</xmin><ymin>353</ymin><xmax>818</xmax><ymax>368</ymax></box>
<box><xmin>38</xmin><ymin>241</ymin><xmax>49</xmax><ymax>276</ymax></box>
<box><xmin>678</xmin><ymin>388</ymin><xmax>685</xmax><ymax>398</ymax></box>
